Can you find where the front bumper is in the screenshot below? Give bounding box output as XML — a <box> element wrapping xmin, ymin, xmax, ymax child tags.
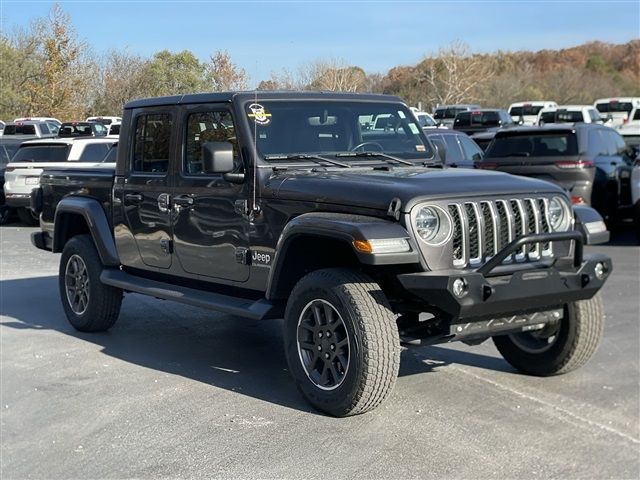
<box><xmin>398</xmin><ymin>231</ymin><xmax>612</xmax><ymax>321</ymax></box>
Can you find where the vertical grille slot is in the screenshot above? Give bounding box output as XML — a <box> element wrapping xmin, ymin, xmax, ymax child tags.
<box><xmin>525</xmin><ymin>199</ymin><xmax>540</xmax><ymax>258</ymax></box>
<box><xmin>510</xmin><ymin>199</ymin><xmax>526</xmax><ymax>261</ymax></box>
<box><xmin>449</xmin><ymin>205</ymin><xmax>465</xmax><ymax>266</ymax></box>
<box><xmin>495</xmin><ymin>201</ymin><xmax>511</xmax><ymax>252</ymax></box>
<box><xmin>538</xmin><ymin>199</ymin><xmax>553</xmax><ymax>255</ymax></box>
<box><xmin>464</xmin><ymin>203</ymin><xmax>481</xmax><ymax>264</ymax></box>
<box><xmin>480</xmin><ymin>202</ymin><xmax>496</xmax><ymax>257</ymax></box>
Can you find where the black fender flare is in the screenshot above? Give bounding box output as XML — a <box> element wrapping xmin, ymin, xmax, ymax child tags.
<box><xmin>573</xmin><ymin>204</ymin><xmax>610</xmax><ymax>245</ymax></box>
<box><xmin>53</xmin><ymin>197</ymin><xmax>120</xmax><ymax>266</ymax></box>
<box><xmin>265</xmin><ymin>212</ymin><xmax>419</xmax><ymax>299</ymax></box>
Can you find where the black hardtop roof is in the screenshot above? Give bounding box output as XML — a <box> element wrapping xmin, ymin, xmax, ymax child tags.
<box><xmin>124</xmin><ymin>91</ymin><xmax>405</xmax><ymax>109</ymax></box>
<box><xmin>493</xmin><ymin>124</ymin><xmax>602</xmax><ymax>137</ymax></box>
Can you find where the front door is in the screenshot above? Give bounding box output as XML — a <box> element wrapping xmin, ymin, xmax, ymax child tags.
<box><xmin>117</xmin><ymin>110</ymin><xmax>174</xmax><ymax>269</ymax></box>
<box><xmin>171</xmin><ymin>105</ymin><xmax>250</xmax><ymax>282</ymax></box>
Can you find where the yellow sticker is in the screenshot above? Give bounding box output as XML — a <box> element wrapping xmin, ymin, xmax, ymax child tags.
<box><xmin>247</xmin><ymin>103</ymin><xmax>272</xmax><ymax>125</ymax></box>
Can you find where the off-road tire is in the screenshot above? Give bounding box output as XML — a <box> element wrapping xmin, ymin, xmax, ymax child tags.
<box><xmin>493</xmin><ymin>293</ymin><xmax>604</xmax><ymax>376</ymax></box>
<box><xmin>284</xmin><ymin>268</ymin><xmax>400</xmax><ymax>417</ymax></box>
<box><xmin>59</xmin><ymin>235</ymin><xmax>122</xmax><ymax>332</ymax></box>
<box><xmin>17</xmin><ymin>207</ymin><xmax>38</xmax><ymax>226</ymax></box>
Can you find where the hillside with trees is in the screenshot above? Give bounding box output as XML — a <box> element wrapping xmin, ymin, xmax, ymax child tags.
<box><xmin>1</xmin><ymin>4</ymin><xmax>638</xmax><ymax>121</ymax></box>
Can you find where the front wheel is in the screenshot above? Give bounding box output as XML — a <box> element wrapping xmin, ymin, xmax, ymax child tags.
<box><xmin>493</xmin><ymin>294</ymin><xmax>604</xmax><ymax>376</ymax></box>
<box><xmin>59</xmin><ymin>235</ymin><xmax>123</xmax><ymax>332</ymax></box>
<box><xmin>284</xmin><ymin>268</ymin><xmax>400</xmax><ymax>417</ymax></box>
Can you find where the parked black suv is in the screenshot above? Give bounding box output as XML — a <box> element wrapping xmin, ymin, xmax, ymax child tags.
<box><xmin>453</xmin><ymin>109</ymin><xmax>515</xmax><ymax>135</ymax></box>
<box><xmin>31</xmin><ymin>92</ymin><xmax>611</xmax><ymax>417</ymax></box>
<box><xmin>478</xmin><ymin>124</ymin><xmax>635</xmax><ymax>224</ymax></box>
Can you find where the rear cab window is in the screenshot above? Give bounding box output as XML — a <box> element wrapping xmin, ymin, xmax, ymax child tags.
<box><xmin>595</xmin><ymin>101</ymin><xmax>634</xmax><ymax>114</ymax></box>
<box><xmin>4</xmin><ymin>124</ymin><xmax>36</xmax><ymax>135</ymax></box>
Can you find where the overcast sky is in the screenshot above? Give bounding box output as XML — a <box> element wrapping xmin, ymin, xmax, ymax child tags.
<box><xmin>2</xmin><ymin>0</ymin><xmax>639</xmax><ymax>86</ymax></box>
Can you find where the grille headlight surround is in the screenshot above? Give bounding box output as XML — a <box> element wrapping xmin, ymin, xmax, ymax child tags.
<box><xmin>548</xmin><ymin>196</ymin><xmax>572</xmax><ymax>232</ymax></box>
<box><xmin>413</xmin><ymin>205</ymin><xmax>452</xmax><ymax>245</ymax></box>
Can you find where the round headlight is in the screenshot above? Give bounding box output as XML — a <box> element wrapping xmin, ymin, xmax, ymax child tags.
<box><xmin>414</xmin><ymin>206</ymin><xmax>452</xmax><ymax>245</ymax></box>
<box><xmin>548</xmin><ymin>197</ymin><xmax>569</xmax><ymax>231</ymax></box>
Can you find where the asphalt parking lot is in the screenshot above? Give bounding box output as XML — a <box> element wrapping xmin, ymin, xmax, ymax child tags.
<box><xmin>1</xmin><ymin>224</ymin><xmax>638</xmax><ymax>479</ymax></box>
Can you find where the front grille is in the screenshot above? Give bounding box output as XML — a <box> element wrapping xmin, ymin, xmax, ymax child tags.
<box><xmin>448</xmin><ymin>197</ymin><xmax>553</xmax><ymax>268</ymax></box>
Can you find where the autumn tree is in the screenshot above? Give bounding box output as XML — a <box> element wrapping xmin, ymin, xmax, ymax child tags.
<box><xmin>143</xmin><ymin>50</ymin><xmax>207</xmax><ymax>97</ymax></box>
<box><xmin>204</xmin><ymin>50</ymin><xmax>248</xmax><ymax>91</ymax></box>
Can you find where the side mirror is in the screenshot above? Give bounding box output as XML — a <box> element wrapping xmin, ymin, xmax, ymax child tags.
<box><xmin>202</xmin><ymin>142</ymin><xmax>234</xmax><ymax>174</ymax></box>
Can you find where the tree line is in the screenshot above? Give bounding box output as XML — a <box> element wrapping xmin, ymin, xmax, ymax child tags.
<box><xmin>1</xmin><ymin>4</ymin><xmax>638</xmax><ymax>122</ymax></box>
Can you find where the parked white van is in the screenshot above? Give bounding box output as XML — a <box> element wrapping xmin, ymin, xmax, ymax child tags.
<box><xmin>508</xmin><ymin>101</ymin><xmax>557</xmax><ymax>125</ymax></box>
<box><xmin>593</xmin><ymin>98</ymin><xmax>640</xmax><ymax>127</ymax></box>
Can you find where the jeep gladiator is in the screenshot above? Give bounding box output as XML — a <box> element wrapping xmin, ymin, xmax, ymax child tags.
<box><xmin>32</xmin><ymin>92</ymin><xmax>612</xmax><ymax>416</ymax></box>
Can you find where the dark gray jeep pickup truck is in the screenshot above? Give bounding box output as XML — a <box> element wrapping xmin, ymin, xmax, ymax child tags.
<box><xmin>32</xmin><ymin>92</ymin><xmax>612</xmax><ymax>416</ymax></box>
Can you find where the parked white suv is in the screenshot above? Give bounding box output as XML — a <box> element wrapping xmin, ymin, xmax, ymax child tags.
<box><xmin>3</xmin><ymin>137</ymin><xmax>116</xmax><ymax>225</ymax></box>
<box><xmin>508</xmin><ymin>101</ymin><xmax>557</xmax><ymax>125</ymax></box>
<box><xmin>537</xmin><ymin>105</ymin><xmax>607</xmax><ymax>125</ymax></box>
<box><xmin>593</xmin><ymin>98</ymin><xmax>640</xmax><ymax>128</ymax></box>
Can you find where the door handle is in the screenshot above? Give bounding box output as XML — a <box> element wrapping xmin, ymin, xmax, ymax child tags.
<box><xmin>173</xmin><ymin>195</ymin><xmax>194</xmax><ymax>208</ymax></box>
<box><xmin>124</xmin><ymin>193</ymin><xmax>143</xmax><ymax>204</ymax></box>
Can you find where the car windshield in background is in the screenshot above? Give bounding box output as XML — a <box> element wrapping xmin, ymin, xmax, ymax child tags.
<box><xmin>509</xmin><ymin>105</ymin><xmax>544</xmax><ymax>117</ymax></box>
<box><xmin>12</xmin><ymin>144</ymin><xmax>71</xmax><ymax>162</ymax></box>
<box><xmin>595</xmin><ymin>102</ymin><xmax>634</xmax><ymax>114</ymax></box>
<box><xmin>455</xmin><ymin>111</ymin><xmax>500</xmax><ymax>126</ymax></box>
<box><xmin>245</xmin><ymin>101</ymin><xmax>434</xmax><ymax>162</ymax></box>
<box><xmin>416</xmin><ymin>114</ymin><xmax>436</xmax><ymax>127</ymax></box>
<box><xmin>433</xmin><ymin>107</ymin><xmax>465</xmax><ymax>120</ymax></box>
<box><xmin>485</xmin><ymin>133</ymin><xmax>578</xmax><ymax>158</ymax></box>
<box><xmin>3</xmin><ymin>124</ymin><xmax>36</xmax><ymax>135</ymax></box>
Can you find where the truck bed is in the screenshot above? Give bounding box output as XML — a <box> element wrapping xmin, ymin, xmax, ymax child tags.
<box><xmin>39</xmin><ymin>165</ymin><xmax>115</xmax><ymax>229</ymax></box>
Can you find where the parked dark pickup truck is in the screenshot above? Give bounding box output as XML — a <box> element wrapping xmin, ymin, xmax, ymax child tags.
<box><xmin>32</xmin><ymin>92</ymin><xmax>612</xmax><ymax>417</ymax></box>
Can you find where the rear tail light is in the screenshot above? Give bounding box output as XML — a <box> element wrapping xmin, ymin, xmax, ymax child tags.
<box><xmin>476</xmin><ymin>162</ymin><xmax>497</xmax><ymax>170</ymax></box>
<box><xmin>571</xmin><ymin>196</ymin><xmax>586</xmax><ymax>205</ymax></box>
<box><xmin>555</xmin><ymin>160</ymin><xmax>594</xmax><ymax>169</ymax></box>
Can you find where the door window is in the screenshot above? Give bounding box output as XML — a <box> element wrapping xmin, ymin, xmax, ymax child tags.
<box><xmin>459</xmin><ymin>135</ymin><xmax>484</xmax><ymax>164</ymax></box>
<box><xmin>132</xmin><ymin>114</ymin><xmax>172</xmax><ymax>173</ymax></box>
<box><xmin>442</xmin><ymin>135</ymin><xmax>464</xmax><ymax>165</ymax></box>
<box><xmin>184</xmin><ymin>110</ymin><xmax>238</xmax><ymax>175</ymax></box>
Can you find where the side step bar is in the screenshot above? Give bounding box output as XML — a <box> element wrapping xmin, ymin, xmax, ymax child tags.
<box><xmin>100</xmin><ymin>269</ymin><xmax>283</xmax><ymax>320</ymax></box>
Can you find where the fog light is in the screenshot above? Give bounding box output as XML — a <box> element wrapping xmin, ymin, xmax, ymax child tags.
<box><xmin>452</xmin><ymin>277</ymin><xmax>468</xmax><ymax>298</ymax></box>
<box><xmin>594</xmin><ymin>262</ymin><xmax>608</xmax><ymax>280</ymax></box>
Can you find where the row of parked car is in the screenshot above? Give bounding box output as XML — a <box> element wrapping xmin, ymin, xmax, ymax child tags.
<box><xmin>0</xmin><ymin>115</ymin><xmax>121</xmax><ymax>225</ymax></box>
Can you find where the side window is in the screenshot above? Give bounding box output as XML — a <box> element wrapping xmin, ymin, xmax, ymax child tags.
<box><xmin>184</xmin><ymin>110</ymin><xmax>238</xmax><ymax>175</ymax></box>
<box><xmin>459</xmin><ymin>135</ymin><xmax>483</xmax><ymax>164</ymax></box>
<box><xmin>589</xmin><ymin>109</ymin><xmax>601</xmax><ymax>123</ymax></box>
<box><xmin>442</xmin><ymin>135</ymin><xmax>464</xmax><ymax>165</ymax></box>
<box><xmin>587</xmin><ymin>130</ymin><xmax>606</xmax><ymax>157</ymax></box>
<box><xmin>40</xmin><ymin>123</ymin><xmax>50</xmax><ymax>134</ymax></box>
<box><xmin>78</xmin><ymin>143</ymin><xmax>110</xmax><ymax>162</ymax></box>
<box><xmin>430</xmin><ymin>136</ymin><xmax>447</xmax><ymax>161</ymax></box>
<box><xmin>132</xmin><ymin>113</ymin><xmax>172</xmax><ymax>173</ymax></box>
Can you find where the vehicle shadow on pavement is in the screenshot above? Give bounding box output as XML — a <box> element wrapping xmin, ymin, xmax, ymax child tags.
<box><xmin>1</xmin><ymin>275</ymin><xmax>514</xmax><ymax>413</ymax></box>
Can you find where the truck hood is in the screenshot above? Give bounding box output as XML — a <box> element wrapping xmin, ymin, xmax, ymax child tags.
<box><xmin>267</xmin><ymin>166</ymin><xmax>565</xmax><ymax>212</ymax></box>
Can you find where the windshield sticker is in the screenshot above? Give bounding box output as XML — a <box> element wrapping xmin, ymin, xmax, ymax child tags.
<box><xmin>416</xmin><ymin>145</ymin><xmax>426</xmax><ymax>152</ymax></box>
<box><xmin>248</xmin><ymin>103</ymin><xmax>271</xmax><ymax>125</ymax></box>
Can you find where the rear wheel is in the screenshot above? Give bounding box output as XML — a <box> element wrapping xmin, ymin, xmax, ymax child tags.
<box><xmin>493</xmin><ymin>294</ymin><xmax>604</xmax><ymax>376</ymax></box>
<box><xmin>284</xmin><ymin>268</ymin><xmax>400</xmax><ymax>417</ymax></box>
<box><xmin>59</xmin><ymin>235</ymin><xmax>123</xmax><ymax>332</ymax></box>
<box><xmin>17</xmin><ymin>207</ymin><xmax>38</xmax><ymax>226</ymax></box>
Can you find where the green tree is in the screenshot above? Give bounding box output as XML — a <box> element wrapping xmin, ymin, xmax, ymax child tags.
<box><xmin>143</xmin><ymin>50</ymin><xmax>206</xmax><ymax>96</ymax></box>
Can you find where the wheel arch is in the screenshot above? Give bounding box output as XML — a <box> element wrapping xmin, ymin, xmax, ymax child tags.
<box><xmin>266</xmin><ymin>212</ymin><xmax>418</xmax><ymax>300</ymax></box>
<box><xmin>53</xmin><ymin>197</ymin><xmax>120</xmax><ymax>267</ymax></box>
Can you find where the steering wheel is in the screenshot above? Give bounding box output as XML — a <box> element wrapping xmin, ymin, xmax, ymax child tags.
<box><xmin>351</xmin><ymin>141</ymin><xmax>384</xmax><ymax>152</ymax></box>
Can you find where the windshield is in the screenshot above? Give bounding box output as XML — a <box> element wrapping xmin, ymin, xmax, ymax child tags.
<box><xmin>245</xmin><ymin>100</ymin><xmax>434</xmax><ymax>162</ymax></box>
<box><xmin>416</xmin><ymin>114</ymin><xmax>436</xmax><ymax>127</ymax></box>
<box><xmin>485</xmin><ymin>133</ymin><xmax>578</xmax><ymax>158</ymax></box>
<box><xmin>509</xmin><ymin>105</ymin><xmax>544</xmax><ymax>117</ymax></box>
<box><xmin>595</xmin><ymin>102</ymin><xmax>634</xmax><ymax>114</ymax></box>
<box><xmin>12</xmin><ymin>144</ymin><xmax>71</xmax><ymax>162</ymax></box>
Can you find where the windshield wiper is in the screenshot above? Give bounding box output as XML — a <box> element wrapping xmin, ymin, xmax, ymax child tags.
<box><xmin>335</xmin><ymin>151</ymin><xmax>414</xmax><ymax>166</ymax></box>
<box><xmin>264</xmin><ymin>153</ymin><xmax>350</xmax><ymax>168</ymax></box>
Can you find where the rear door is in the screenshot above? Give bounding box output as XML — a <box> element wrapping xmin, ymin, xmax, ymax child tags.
<box><xmin>116</xmin><ymin>109</ymin><xmax>175</xmax><ymax>270</ymax></box>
